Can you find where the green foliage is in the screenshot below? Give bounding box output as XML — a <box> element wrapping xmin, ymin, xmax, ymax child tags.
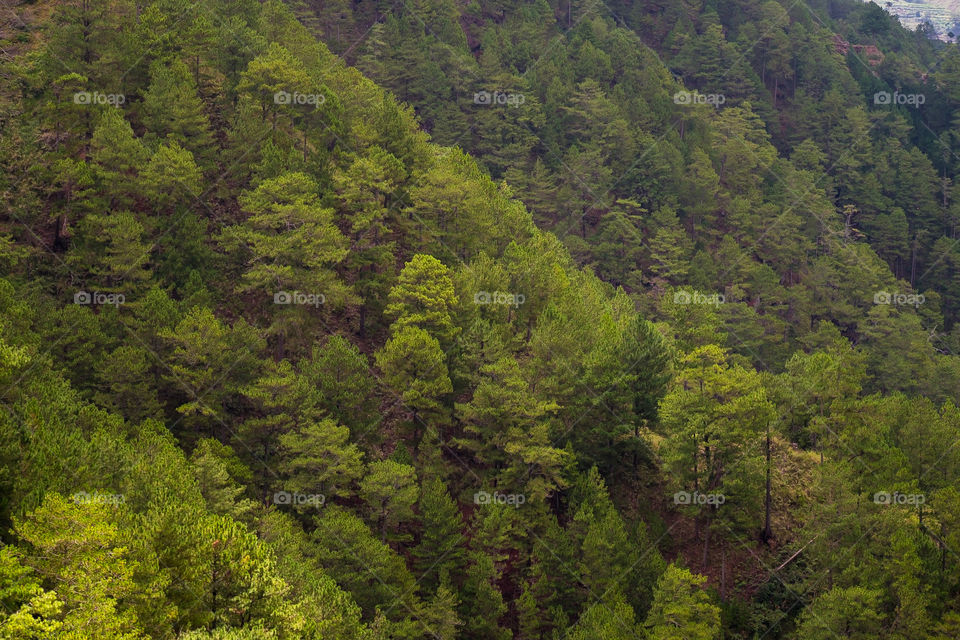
<box><xmin>88</xmin><ymin>109</ymin><xmax>147</xmax><ymax>207</ymax></box>
<box><xmin>359</xmin><ymin>459</ymin><xmax>419</xmax><ymax>543</ymax></box>
<box><xmin>192</xmin><ymin>514</ymin><xmax>293</xmax><ymax>631</ymax></box>
<box><xmin>0</xmin><ymin>547</ymin><xmax>63</xmax><ymax>640</ymax></box>
<box><xmin>141</xmin><ymin>59</ymin><xmax>215</xmax><ymax>170</ymax></box>
<box><xmin>191</xmin><ymin>438</ymin><xmax>256</xmax><ymax>520</ymax></box>
<box><xmin>385</xmin><ymin>254</ymin><xmax>460</xmax><ymax>348</ymax></box>
<box><xmin>161</xmin><ymin>306</ymin><xmax>264</xmax><ymax>434</ymax></box>
<box><xmin>221</xmin><ymin>171</ymin><xmax>355</xmax><ymax>346</ymax></box>
<box><xmin>659</xmin><ymin>346</ymin><xmax>775</xmax><ymax>539</ymax></box>
<box><xmin>4</xmin><ymin>0</ymin><xmax>960</xmax><ymax>638</ymax></box>
<box><xmin>795</xmin><ymin>586</ymin><xmax>884</xmax><ymax>640</ymax></box>
<box><xmin>311</xmin><ymin>505</ymin><xmax>419</xmax><ymax>622</ymax></box>
<box><xmin>14</xmin><ymin>494</ymin><xmax>145</xmax><ymax>639</ymax></box>
<box><xmin>301</xmin><ymin>335</ymin><xmax>379</xmax><ymax>438</ymax></box>
<box><xmin>140</xmin><ymin>142</ymin><xmax>203</xmax><ymax>210</ymax></box>
<box><xmin>278</xmin><ymin>417</ymin><xmax>364</xmax><ymax>500</ymax></box>
<box><xmin>644</xmin><ymin>565</ymin><xmax>721</xmax><ymax>640</ymax></box>
<box><xmin>68</xmin><ymin>211</ymin><xmax>152</xmax><ymax>292</ymax></box>
<box><xmin>459</xmin><ymin>550</ymin><xmax>511</xmax><ymax>640</ymax></box>
<box><xmin>412</xmin><ymin>475</ymin><xmax>466</xmax><ymax>594</ymax></box>
<box><xmin>375</xmin><ymin>325</ymin><xmax>453</xmax><ymax>443</ymax></box>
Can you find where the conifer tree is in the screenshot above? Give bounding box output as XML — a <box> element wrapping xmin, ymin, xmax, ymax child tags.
<box><xmin>375</xmin><ymin>325</ymin><xmax>453</xmax><ymax>445</ymax></box>
<box><xmin>412</xmin><ymin>475</ymin><xmax>466</xmax><ymax>593</ymax></box>
<box><xmin>644</xmin><ymin>564</ymin><xmax>721</xmax><ymax>640</ymax></box>
<box><xmin>141</xmin><ymin>59</ymin><xmax>216</xmax><ymax>171</ymax></box>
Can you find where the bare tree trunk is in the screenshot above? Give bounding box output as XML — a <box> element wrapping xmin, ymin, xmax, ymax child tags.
<box><xmin>721</xmin><ymin>543</ymin><xmax>726</xmax><ymax>599</ymax></box>
<box><xmin>701</xmin><ymin>525</ymin><xmax>710</xmax><ymax>568</ymax></box>
<box><xmin>763</xmin><ymin>424</ymin><xmax>773</xmax><ymax>543</ymax></box>
<box><xmin>693</xmin><ymin>444</ymin><xmax>700</xmax><ymax>540</ymax></box>
<box><xmin>910</xmin><ymin>236</ymin><xmax>918</xmax><ymax>286</ymax></box>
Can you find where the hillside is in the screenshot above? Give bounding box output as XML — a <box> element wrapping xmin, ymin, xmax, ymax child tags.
<box><xmin>0</xmin><ymin>0</ymin><xmax>959</xmax><ymax>639</ymax></box>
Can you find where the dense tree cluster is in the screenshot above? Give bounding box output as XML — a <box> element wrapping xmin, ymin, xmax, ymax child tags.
<box><xmin>317</xmin><ymin>0</ymin><xmax>960</xmax><ymax>387</ymax></box>
<box><xmin>0</xmin><ymin>0</ymin><xmax>959</xmax><ymax>638</ymax></box>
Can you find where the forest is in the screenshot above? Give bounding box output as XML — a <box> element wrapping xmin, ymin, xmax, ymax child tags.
<box><xmin>1</xmin><ymin>0</ymin><xmax>960</xmax><ymax>637</ymax></box>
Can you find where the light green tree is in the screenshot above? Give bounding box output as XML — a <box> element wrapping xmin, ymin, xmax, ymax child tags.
<box><xmin>375</xmin><ymin>326</ymin><xmax>452</xmax><ymax>445</ymax></box>
<box><xmin>384</xmin><ymin>254</ymin><xmax>460</xmax><ymax>349</ymax></box>
<box><xmin>644</xmin><ymin>564</ymin><xmax>721</xmax><ymax>640</ymax></box>
<box><xmin>13</xmin><ymin>494</ymin><xmax>145</xmax><ymax>639</ymax></box>
<box><xmin>141</xmin><ymin>58</ymin><xmax>215</xmax><ymax>170</ymax></box>
<box><xmin>795</xmin><ymin>586</ymin><xmax>884</xmax><ymax>640</ymax></box>
<box><xmin>359</xmin><ymin>459</ymin><xmax>419</xmax><ymax>543</ymax></box>
<box><xmin>140</xmin><ymin>142</ymin><xmax>203</xmax><ymax>211</ymax></box>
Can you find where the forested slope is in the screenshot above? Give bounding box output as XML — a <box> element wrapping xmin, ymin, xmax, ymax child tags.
<box><xmin>0</xmin><ymin>0</ymin><xmax>959</xmax><ymax>638</ymax></box>
<box><xmin>294</xmin><ymin>0</ymin><xmax>960</xmax><ymax>388</ymax></box>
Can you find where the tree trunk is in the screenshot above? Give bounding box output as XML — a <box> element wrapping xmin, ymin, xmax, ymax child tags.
<box><xmin>763</xmin><ymin>424</ymin><xmax>773</xmax><ymax>543</ymax></box>
<box><xmin>910</xmin><ymin>236</ymin><xmax>918</xmax><ymax>286</ymax></box>
<box><xmin>721</xmin><ymin>543</ymin><xmax>726</xmax><ymax>599</ymax></box>
<box><xmin>942</xmin><ymin>523</ymin><xmax>947</xmax><ymax>576</ymax></box>
<box><xmin>693</xmin><ymin>444</ymin><xmax>700</xmax><ymax>540</ymax></box>
<box><xmin>701</xmin><ymin>525</ymin><xmax>710</xmax><ymax>568</ymax></box>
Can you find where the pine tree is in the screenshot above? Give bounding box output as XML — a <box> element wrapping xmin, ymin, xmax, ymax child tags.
<box><xmin>190</xmin><ymin>438</ymin><xmax>256</xmax><ymax>521</ymax></box>
<box><xmin>160</xmin><ymin>307</ymin><xmax>264</xmax><ymax>437</ymax></box>
<box><xmin>220</xmin><ymin>171</ymin><xmax>355</xmax><ymax>349</ymax></box>
<box><xmin>412</xmin><ymin>475</ymin><xmax>466</xmax><ymax>593</ymax></box>
<box><xmin>384</xmin><ymin>254</ymin><xmax>461</xmax><ymax>349</ymax></box>
<box><xmin>644</xmin><ymin>564</ymin><xmax>721</xmax><ymax>640</ymax></box>
<box><xmin>140</xmin><ymin>142</ymin><xmax>203</xmax><ymax>211</ymax></box>
<box><xmin>94</xmin><ymin>345</ymin><xmax>162</xmax><ymax>423</ymax></box>
<box><xmin>375</xmin><ymin>326</ymin><xmax>453</xmax><ymax>446</ymax></box>
<box><xmin>141</xmin><ymin>59</ymin><xmax>216</xmax><ymax>171</ymax></box>
<box><xmin>332</xmin><ymin>147</ymin><xmax>405</xmax><ymax>335</ymax></box>
<box><xmin>298</xmin><ymin>335</ymin><xmax>378</xmax><ymax>439</ymax></box>
<box><xmin>458</xmin><ymin>551</ymin><xmax>511</xmax><ymax>640</ymax></box>
<box><xmin>193</xmin><ymin>514</ymin><xmax>292</xmax><ymax>630</ymax></box>
<box><xmin>0</xmin><ymin>546</ymin><xmax>64</xmax><ymax>639</ymax></box>
<box><xmin>88</xmin><ymin>109</ymin><xmax>147</xmax><ymax>207</ymax></box>
<box><xmin>311</xmin><ymin>505</ymin><xmax>420</xmax><ymax>620</ymax></box>
<box><xmin>278</xmin><ymin>417</ymin><xmax>364</xmax><ymax>501</ymax></box>
<box><xmin>13</xmin><ymin>494</ymin><xmax>145</xmax><ymax>639</ymax></box>
<box><xmin>567</xmin><ymin>593</ymin><xmax>641</xmax><ymax>640</ymax></box>
<box><xmin>795</xmin><ymin>586</ymin><xmax>884</xmax><ymax>640</ymax></box>
<box><xmin>359</xmin><ymin>459</ymin><xmax>419</xmax><ymax>544</ymax></box>
<box><xmin>416</xmin><ymin>576</ymin><xmax>461</xmax><ymax>640</ymax></box>
<box><xmin>68</xmin><ymin>210</ymin><xmax>152</xmax><ymax>294</ymax></box>
<box><xmin>647</xmin><ymin>206</ymin><xmax>692</xmax><ymax>284</ymax></box>
<box><xmin>455</xmin><ymin>356</ymin><xmax>565</xmax><ymax>498</ymax></box>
